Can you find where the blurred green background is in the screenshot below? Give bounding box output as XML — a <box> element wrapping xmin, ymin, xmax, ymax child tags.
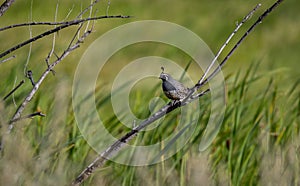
<box><xmin>0</xmin><ymin>0</ymin><xmax>299</xmax><ymax>185</ymax></box>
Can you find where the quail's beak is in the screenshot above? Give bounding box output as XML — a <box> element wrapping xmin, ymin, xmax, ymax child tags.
<box><xmin>159</xmin><ymin>73</ymin><xmax>167</xmax><ymax>81</ymax></box>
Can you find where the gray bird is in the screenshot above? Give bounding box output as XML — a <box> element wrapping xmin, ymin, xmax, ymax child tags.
<box><xmin>159</xmin><ymin>67</ymin><xmax>189</xmax><ymax>101</ymax></box>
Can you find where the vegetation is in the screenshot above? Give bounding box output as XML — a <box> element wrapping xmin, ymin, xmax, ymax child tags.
<box><xmin>0</xmin><ymin>0</ymin><xmax>299</xmax><ymax>185</ymax></box>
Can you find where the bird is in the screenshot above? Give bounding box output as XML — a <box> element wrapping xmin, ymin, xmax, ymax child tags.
<box><xmin>159</xmin><ymin>67</ymin><xmax>189</xmax><ymax>101</ymax></box>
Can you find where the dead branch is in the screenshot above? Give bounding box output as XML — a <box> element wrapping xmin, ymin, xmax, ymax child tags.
<box><xmin>72</xmin><ymin>89</ymin><xmax>210</xmax><ymax>185</ymax></box>
<box><xmin>181</xmin><ymin>3</ymin><xmax>261</xmax><ymax>104</ymax></box>
<box><xmin>76</xmin><ymin>0</ymin><xmax>100</xmax><ymax>19</ymax></box>
<box><xmin>3</xmin><ymin>80</ymin><xmax>24</xmax><ymax>101</ymax></box>
<box><xmin>8</xmin><ymin>25</ymin><xmax>92</xmax><ymax>131</ymax></box>
<box><xmin>9</xmin><ymin>111</ymin><xmax>46</xmax><ymax>123</ymax></box>
<box><xmin>198</xmin><ymin>0</ymin><xmax>285</xmax><ymax>88</ymax></box>
<box><xmin>0</xmin><ymin>21</ymin><xmax>73</xmax><ymax>32</ymax></box>
<box><xmin>0</xmin><ymin>55</ymin><xmax>15</xmax><ymax>64</ymax></box>
<box><xmin>0</xmin><ymin>15</ymin><xmax>130</xmax><ymax>59</ymax></box>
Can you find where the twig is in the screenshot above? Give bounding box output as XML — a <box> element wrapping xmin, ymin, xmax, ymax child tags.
<box><xmin>71</xmin><ymin>0</ymin><xmax>285</xmax><ymax>185</ymax></box>
<box><xmin>23</xmin><ymin>0</ymin><xmax>33</xmax><ymax>76</ymax></box>
<box><xmin>0</xmin><ymin>55</ymin><xmax>15</xmax><ymax>64</ymax></box>
<box><xmin>0</xmin><ymin>21</ymin><xmax>69</xmax><ymax>32</ymax></box>
<box><xmin>26</xmin><ymin>70</ymin><xmax>35</xmax><ymax>86</ymax></box>
<box><xmin>45</xmin><ymin>0</ymin><xmax>59</xmax><ymax>73</ymax></box>
<box><xmin>83</xmin><ymin>0</ymin><xmax>95</xmax><ymax>33</ymax></box>
<box><xmin>9</xmin><ymin>111</ymin><xmax>46</xmax><ymax>123</ymax></box>
<box><xmin>3</xmin><ymin>80</ymin><xmax>25</xmax><ymax>101</ymax></box>
<box><xmin>0</xmin><ymin>0</ymin><xmax>15</xmax><ymax>17</ymax></box>
<box><xmin>0</xmin><ymin>15</ymin><xmax>130</xmax><ymax>59</ymax></box>
<box><xmin>76</xmin><ymin>0</ymin><xmax>99</xmax><ymax>19</ymax></box>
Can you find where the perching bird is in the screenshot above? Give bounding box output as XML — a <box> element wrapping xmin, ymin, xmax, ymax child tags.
<box><xmin>159</xmin><ymin>67</ymin><xmax>189</xmax><ymax>101</ymax></box>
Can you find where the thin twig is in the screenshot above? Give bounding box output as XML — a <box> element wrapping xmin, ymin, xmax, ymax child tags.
<box><xmin>7</xmin><ymin>0</ymin><xmax>108</xmax><ymax>126</ymax></box>
<box><xmin>106</xmin><ymin>0</ymin><xmax>111</xmax><ymax>16</ymax></box>
<box><xmin>0</xmin><ymin>15</ymin><xmax>130</xmax><ymax>59</ymax></box>
<box><xmin>0</xmin><ymin>21</ymin><xmax>67</xmax><ymax>32</ymax></box>
<box><xmin>3</xmin><ymin>80</ymin><xmax>25</xmax><ymax>101</ymax></box>
<box><xmin>83</xmin><ymin>0</ymin><xmax>95</xmax><ymax>33</ymax></box>
<box><xmin>76</xmin><ymin>0</ymin><xmax>99</xmax><ymax>19</ymax></box>
<box><xmin>23</xmin><ymin>0</ymin><xmax>33</xmax><ymax>76</ymax></box>
<box><xmin>0</xmin><ymin>0</ymin><xmax>15</xmax><ymax>17</ymax></box>
<box><xmin>198</xmin><ymin>3</ymin><xmax>261</xmax><ymax>85</ymax></box>
<box><xmin>63</xmin><ymin>4</ymin><xmax>75</xmax><ymax>21</ymax></box>
<box><xmin>26</xmin><ymin>70</ymin><xmax>35</xmax><ymax>86</ymax></box>
<box><xmin>71</xmin><ymin>0</ymin><xmax>285</xmax><ymax>185</ymax></box>
<box><xmin>0</xmin><ymin>55</ymin><xmax>15</xmax><ymax>64</ymax></box>
<box><xmin>45</xmin><ymin>0</ymin><xmax>59</xmax><ymax>73</ymax></box>
<box><xmin>9</xmin><ymin>111</ymin><xmax>46</xmax><ymax>123</ymax></box>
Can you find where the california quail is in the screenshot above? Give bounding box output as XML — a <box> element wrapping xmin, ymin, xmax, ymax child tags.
<box><xmin>159</xmin><ymin>67</ymin><xmax>189</xmax><ymax>101</ymax></box>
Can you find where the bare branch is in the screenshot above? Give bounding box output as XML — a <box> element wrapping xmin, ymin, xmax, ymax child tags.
<box><xmin>0</xmin><ymin>15</ymin><xmax>130</xmax><ymax>59</ymax></box>
<box><xmin>71</xmin><ymin>89</ymin><xmax>210</xmax><ymax>186</ymax></box>
<box><xmin>26</xmin><ymin>70</ymin><xmax>35</xmax><ymax>86</ymax></box>
<box><xmin>9</xmin><ymin>111</ymin><xmax>46</xmax><ymax>123</ymax></box>
<box><xmin>76</xmin><ymin>0</ymin><xmax>99</xmax><ymax>19</ymax></box>
<box><xmin>0</xmin><ymin>55</ymin><xmax>15</xmax><ymax>64</ymax></box>
<box><xmin>0</xmin><ymin>21</ymin><xmax>68</xmax><ymax>32</ymax></box>
<box><xmin>23</xmin><ymin>0</ymin><xmax>33</xmax><ymax>76</ymax></box>
<box><xmin>3</xmin><ymin>80</ymin><xmax>25</xmax><ymax>101</ymax></box>
<box><xmin>71</xmin><ymin>0</ymin><xmax>285</xmax><ymax>185</ymax></box>
<box><xmin>0</xmin><ymin>0</ymin><xmax>15</xmax><ymax>17</ymax></box>
<box><xmin>45</xmin><ymin>0</ymin><xmax>60</xmax><ymax>69</ymax></box>
<box><xmin>181</xmin><ymin>3</ymin><xmax>261</xmax><ymax>104</ymax></box>
<box><xmin>6</xmin><ymin>0</ymin><xmax>113</xmax><ymax>129</ymax></box>
<box><xmin>198</xmin><ymin>3</ymin><xmax>261</xmax><ymax>85</ymax></box>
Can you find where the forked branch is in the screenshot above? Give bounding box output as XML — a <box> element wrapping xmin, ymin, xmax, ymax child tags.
<box><xmin>8</xmin><ymin>26</ymin><xmax>90</xmax><ymax>131</ymax></box>
<box><xmin>7</xmin><ymin>1</ymin><xmax>130</xmax><ymax>129</ymax></box>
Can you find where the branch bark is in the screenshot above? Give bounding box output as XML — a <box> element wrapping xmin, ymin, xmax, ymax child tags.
<box><xmin>0</xmin><ymin>0</ymin><xmax>15</xmax><ymax>17</ymax></box>
<box><xmin>3</xmin><ymin>79</ymin><xmax>24</xmax><ymax>101</ymax></box>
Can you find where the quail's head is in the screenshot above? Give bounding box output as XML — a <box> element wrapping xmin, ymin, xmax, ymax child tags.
<box><xmin>159</xmin><ymin>67</ymin><xmax>189</xmax><ymax>101</ymax></box>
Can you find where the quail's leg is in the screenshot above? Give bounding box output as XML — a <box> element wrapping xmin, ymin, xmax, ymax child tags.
<box><xmin>168</xmin><ymin>100</ymin><xmax>181</xmax><ymax>106</ymax></box>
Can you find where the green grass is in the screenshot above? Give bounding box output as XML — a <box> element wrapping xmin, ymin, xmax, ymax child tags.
<box><xmin>1</xmin><ymin>0</ymin><xmax>300</xmax><ymax>185</ymax></box>
<box><xmin>1</xmin><ymin>61</ymin><xmax>299</xmax><ymax>185</ymax></box>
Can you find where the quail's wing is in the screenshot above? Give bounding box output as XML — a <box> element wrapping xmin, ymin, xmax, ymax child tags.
<box><xmin>162</xmin><ymin>80</ymin><xmax>177</xmax><ymax>91</ymax></box>
<box><xmin>172</xmin><ymin>80</ymin><xmax>188</xmax><ymax>91</ymax></box>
